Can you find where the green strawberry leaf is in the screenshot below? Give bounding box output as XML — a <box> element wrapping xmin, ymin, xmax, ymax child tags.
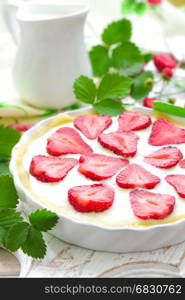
<box><xmin>89</xmin><ymin>45</ymin><xmax>110</xmax><ymax>77</ymax></box>
<box><xmin>0</xmin><ymin>162</ymin><xmax>10</xmax><ymax>175</ymax></box>
<box><xmin>21</xmin><ymin>226</ymin><xmax>46</xmax><ymax>259</ymax></box>
<box><xmin>120</xmin><ymin>0</ymin><xmax>137</xmax><ymax>15</ymax></box>
<box><xmin>68</xmin><ymin>103</ymin><xmax>82</xmax><ymax>110</ymax></box>
<box><xmin>131</xmin><ymin>71</ymin><xmax>154</xmax><ymax>100</ymax></box>
<box><xmin>153</xmin><ymin>102</ymin><xmax>185</xmax><ymax>118</ymax></box>
<box><xmin>0</xmin><ymin>209</ymin><xmax>23</xmax><ymax>229</ymax></box>
<box><xmin>29</xmin><ymin>209</ymin><xmax>59</xmax><ymax>232</ymax></box>
<box><xmin>112</xmin><ymin>42</ymin><xmax>144</xmax><ymax>76</ymax></box>
<box><xmin>0</xmin><ymin>125</ymin><xmax>21</xmax><ymax>160</ymax></box>
<box><xmin>102</xmin><ymin>18</ymin><xmax>132</xmax><ymax>46</ymax></box>
<box><xmin>5</xmin><ymin>222</ymin><xmax>29</xmax><ymax>252</ymax></box>
<box><xmin>97</xmin><ymin>73</ymin><xmax>131</xmax><ymax>102</ymax></box>
<box><xmin>0</xmin><ymin>175</ymin><xmax>19</xmax><ymax>209</ymax></box>
<box><xmin>0</xmin><ymin>226</ymin><xmax>6</xmax><ymax>244</ymax></box>
<box><xmin>135</xmin><ymin>2</ymin><xmax>148</xmax><ymax>15</ymax></box>
<box><xmin>73</xmin><ymin>76</ymin><xmax>97</xmax><ymax>104</ymax></box>
<box><xmin>94</xmin><ymin>99</ymin><xmax>125</xmax><ymax>116</ymax></box>
<box><xmin>143</xmin><ymin>52</ymin><xmax>153</xmax><ymax>63</ymax></box>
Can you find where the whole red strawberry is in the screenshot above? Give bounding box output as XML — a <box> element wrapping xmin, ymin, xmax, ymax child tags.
<box><xmin>147</xmin><ymin>0</ymin><xmax>162</xmax><ymax>5</ymax></box>
<box><xmin>153</xmin><ymin>54</ymin><xmax>176</xmax><ymax>72</ymax></box>
<box><xmin>143</xmin><ymin>97</ymin><xmax>157</xmax><ymax>109</ymax></box>
<box><xmin>162</xmin><ymin>67</ymin><xmax>173</xmax><ymax>80</ymax></box>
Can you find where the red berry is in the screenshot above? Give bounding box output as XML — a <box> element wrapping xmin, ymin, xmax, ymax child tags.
<box><xmin>166</xmin><ymin>175</ymin><xmax>185</xmax><ymax>198</ymax></box>
<box><xmin>98</xmin><ymin>131</ymin><xmax>139</xmax><ymax>157</ymax></box>
<box><xmin>78</xmin><ymin>153</ymin><xmax>129</xmax><ymax>181</ymax></box>
<box><xmin>162</xmin><ymin>67</ymin><xmax>173</xmax><ymax>79</ymax></box>
<box><xmin>118</xmin><ymin>111</ymin><xmax>151</xmax><ymax>132</ymax></box>
<box><xmin>74</xmin><ymin>114</ymin><xmax>112</xmax><ymax>140</ymax></box>
<box><xmin>68</xmin><ymin>184</ymin><xmax>114</xmax><ymax>213</ymax></box>
<box><xmin>153</xmin><ymin>54</ymin><xmax>176</xmax><ymax>72</ymax></box>
<box><xmin>147</xmin><ymin>0</ymin><xmax>162</xmax><ymax>5</ymax></box>
<box><xmin>10</xmin><ymin>123</ymin><xmax>33</xmax><ymax>131</ymax></box>
<box><xmin>149</xmin><ymin>118</ymin><xmax>185</xmax><ymax>146</ymax></box>
<box><xmin>30</xmin><ymin>155</ymin><xmax>78</xmax><ymax>183</ymax></box>
<box><xmin>116</xmin><ymin>163</ymin><xmax>160</xmax><ymax>189</ymax></box>
<box><xmin>130</xmin><ymin>189</ymin><xmax>175</xmax><ymax>220</ymax></box>
<box><xmin>143</xmin><ymin>97</ymin><xmax>157</xmax><ymax>109</ymax></box>
<box><xmin>47</xmin><ymin>127</ymin><xmax>93</xmax><ymax>156</ymax></box>
<box><xmin>144</xmin><ymin>146</ymin><xmax>183</xmax><ymax>169</ymax></box>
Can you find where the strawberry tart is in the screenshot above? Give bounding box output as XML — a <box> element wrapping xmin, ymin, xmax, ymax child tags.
<box><xmin>11</xmin><ymin>109</ymin><xmax>185</xmax><ymax>229</ymax></box>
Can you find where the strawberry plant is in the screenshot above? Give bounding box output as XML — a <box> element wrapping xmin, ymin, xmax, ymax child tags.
<box><xmin>0</xmin><ymin>126</ymin><xmax>59</xmax><ymax>259</ymax></box>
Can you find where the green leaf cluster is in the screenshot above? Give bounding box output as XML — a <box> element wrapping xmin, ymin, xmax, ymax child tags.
<box><xmin>74</xmin><ymin>74</ymin><xmax>131</xmax><ymax>116</ymax></box>
<box><xmin>0</xmin><ymin>174</ymin><xmax>59</xmax><ymax>258</ymax></box>
<box><xmin>74</xmin><ymin>18</ymin><xmax>155</xmax><ymax>116</ymax></box>
<box><xmin>120</xmin><ymin>0</ymin><xmax>148</xmax><ymax>16</ymax></box>
<box><xmin>89</xmin><ymin>18</ymin><xmax>145</xmax><ymax>78</ymax></box>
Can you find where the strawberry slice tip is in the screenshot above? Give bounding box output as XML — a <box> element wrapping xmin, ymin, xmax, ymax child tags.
<box><xmin>74</xmin><ymin>114</ymin><xmax>112</xmax><ymax>140</ymax></box>
<box><xmin>118</xmin><ymin>111</ymin><xmax>151</xmax><ymax>132</ymax></box>
<box><xmin>116</xmin><ymin>164</ymin><xmax>160</xmax><ymax>189</ymax></box>
<box><xmin>149</xmin><ymin>118</ymin><xmax>185</xmax><ymax>146</ymax></box>
<box><xmin>30</xmin><ymin>155</ymin><xmax>78</xmax><ymax>182</ymax></box>
<box><xmin>166</xmin><ymin>175</ymin><xmax>185</xmax><ymax>198</ymax></box>
<box><xmin>78</xmin><ymin>153</ymin><xmax>129</xmax><ymax>181</ymax></box>
<box><xmin>98</xmin><ymin>131</ymin><xmax>139</xmax><ymax>157</ymax></box>
<box><xmin>144</xmin><ymin>146</ymin><xmax>183</xmax><ymax>169</ymax></box>
<box><xmin>130</xmin><ymin>189</ymin><xmax>175</xmax><ymax>220</ymax></box>
<box><xmin>47</xmin><ymin>127</ymin><xmax>93</xmax><ymax>156</ymax></box>
<box><xmin>68</xmin><ymin>184</ymin><xmax>114</xmax><ymax>212</ymax></box>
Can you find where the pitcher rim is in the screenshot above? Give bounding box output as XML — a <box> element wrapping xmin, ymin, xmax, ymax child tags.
<box><xmin>17</xmin><ymin>3</ymin><xmax>89</xmax><ymax>22</ymax></box>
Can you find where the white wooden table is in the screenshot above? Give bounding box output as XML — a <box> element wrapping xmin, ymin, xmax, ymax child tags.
<box><xmin>1</xmin><ymin>234</ymin><xmax>185</xmax><ymax>277</ymax></box>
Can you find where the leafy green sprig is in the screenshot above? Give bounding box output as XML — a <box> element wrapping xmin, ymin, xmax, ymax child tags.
<box><xmin>0</xmin><ymin>174</ymin><xmax>58</xmax><ymax>258</ymax></box>
<box><xmin>120</xmin><ymin>0</ymin><xmax>161</xmax><ymax>16</ymax></box>
<box><xmin>74</xmin><ymin>18</ymin><xmax>154</xmax><ymax>116</ymax></box>
<box><xmin>0</xmin><ymin>126</ymin><xmax>59</xmax><ymax>259</ymax></box>
<box><xmin>89</xmin><ymin>18</ymin><xmax>149</xmax><ymax>78</ymax></box>
<box><xmin>74</xmin><ymin>73</ymin><xmax>132</xmax><ymax>116</ymax></box>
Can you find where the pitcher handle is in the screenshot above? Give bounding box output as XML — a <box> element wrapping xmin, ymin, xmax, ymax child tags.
<box><xmin>3</xmin><ymin>2</ymin><xmax>21</xmax><ymax>45</ymax></box>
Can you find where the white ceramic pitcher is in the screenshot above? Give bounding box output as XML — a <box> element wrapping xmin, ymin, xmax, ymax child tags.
<box><xmin>3</xmin><ymin>1</ymin><xmax>91</xmax><ymax>109</ymax></box>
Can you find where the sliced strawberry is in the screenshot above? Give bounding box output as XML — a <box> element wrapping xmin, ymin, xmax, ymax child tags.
<box><xmin>98</xmin><ymin>131</ymin><xmax>139</xmax><ymax>157</ymax></box>
<box><xmin>74</xmin><ymin>114</ymin><xmax>112</xmax><ymax>140</ymax></box>
<box><xmin>30</xmin><ymin>155</ymin><xmax>78</xmax><ymax>182</ymax></box>
<box><xmin>166</xmin><ymin>175</ymin><xmax>185</xmax><ymax>198</ymax></box>
<box><xmin>47</xmin><ymin>127</ymin><xmax>93</xmax><ymax>156</ymax></box>
<box><xmin>144</xmin><ymin>146</ymin><xmax>183</xmax><ymax>169</ymax></box>
<box><xmin>130</xmin><ymin>189</ymin><xmax>175</xmax><ymax>220</ymax></box>
<box><xmin>10</xmin><ymin>123</ymin><xmax>33</xmax><ymax>131</ymax></box>
<box><xmin>68</xmin><ymin>184</ymin><xmax>114</xmax><ymax>212</ymax></box>
<box><xmin>149</xmin><ymin>118</ymin><xmax>185</xmax><ymax>146</ymax></box>
<box><xmin>179</xmin><ymin>159</ymin><xmax>185</xmax><ymax>169</ymax></box>
<box><xmin>116</xmin><ymin>164</ymin><xmax>160</xmax><ymax>189</ymax></box>
<box><xmin>118</xmin><ymin>111</ymin><xmax>151</xmax><ymax>132</ymax></box>
<box><xmin>78</xmin><ymin>154</ymin><xmax>129</xmax><ymax>181</ymax></box>
<box><xmin>143</xmin><ymin>97</ymin><xmax>157</xmax><ymax>109</ymax></box>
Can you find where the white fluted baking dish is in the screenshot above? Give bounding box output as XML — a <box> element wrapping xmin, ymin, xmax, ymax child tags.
<box><xmin>10</xmin><ymin>106</ymin><xmax>185</xmax><ymax>253</ymax></box>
